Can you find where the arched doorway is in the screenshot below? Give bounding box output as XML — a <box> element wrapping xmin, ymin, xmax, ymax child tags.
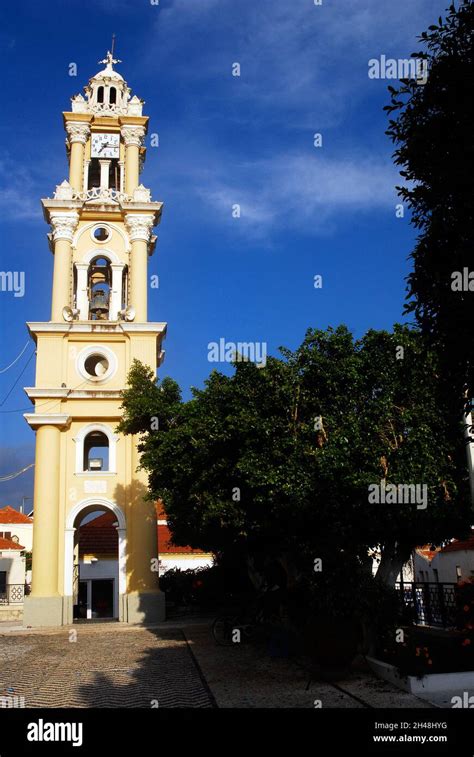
<box><xmin>64</xmin><ymin>498</ymin><xmax>126</xmax><ymax>623</ymax></box>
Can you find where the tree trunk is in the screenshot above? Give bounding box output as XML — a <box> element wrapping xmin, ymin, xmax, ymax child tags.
<box><xmin>375</xmin><ymin>542</ymin><xmax>410</xmax><ymax>588</ymax></box>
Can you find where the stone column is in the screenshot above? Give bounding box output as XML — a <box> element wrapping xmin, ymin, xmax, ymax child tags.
<box><xmin>22</xmin><ymin>415</ymin><xmax>70</xmax><ymax>627</ymax></box>
<box><xmin>75</xmin><ymin>263</ymin><xmax>89</xmax><ymax>320</ymax></box>
<box><xmin>50</xmin><ymin>212</ymin><xmax>79</xmax><ymax>321</ymax></box>
<box><xmin>65</xmin><ymin>122</ymin><xmax>90</xmax><ymax>192</ymax></box>
<box><xmin>121</xmin><ymin>126</ymin><xmax>145</xmax><ymax>195</ymax></box>
<box><xmin>110</xmin><ymin>263</ymin><xmax>125</xmax><ymax>320</ymax></box>
<box><xmin>83</xmin><ymin>160</ymin><xmax>90</xmax><ymax>193</ymax></box>
<box><xmin>99</xmin><ymin>159</ymin><xmax>111</xmax><ymax>190</ymax></box>
<box><xmin>118</xmin><ymin>160</ymin><xmax>125</xmax><ymax>193</ymax></box>
<box><xmin>124</xmin><ymin>214</ymin><xmax>154</xmax><ymax>322</ymax></box>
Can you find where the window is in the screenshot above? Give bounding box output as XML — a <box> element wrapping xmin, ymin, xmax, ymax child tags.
<box><xmin>83</xmin><ymin>431</ymin><xmax>109</xmax><ymax>472</ymax></box>
<box><xmin>97</xmin><ymin>86</ymin><xmax>104</xmax><ymax>104</ymax></box>
<box><xmin>74</xmin><ymin>423</ymin><xmax>117</xmax><ymax>474</ymax></box>
<box><xmin>0</xmin><ymin>572</ymin><xmax>6</xmax><ymax>594</ymax></box>
<box><xmin>0</xmin><ymin>532</ymin><xmax>12</xmax><ymax>540</ymax></box>
<box><xmin>93</xmin><ymin>227</ymin><xmax>110</xmax><ymax>242</ymax></box>
<box><xmin>84</xmin><ymin>354</ymin><xmax>109</xmax><ymax>379</ymax></box>
<box><xmin>433</xmin><ymin>569</ymin><xmax>439</xmax><ymax>583</ymax></box>
<box><xmin>76</xmin><ymin>345</ymin><xmax>117</xmax><ymax>385</ymax></box>
<box><xmin>109</xmin><ymin>87</ymin><xmax>117</xmax><ymax>105</ymax></box>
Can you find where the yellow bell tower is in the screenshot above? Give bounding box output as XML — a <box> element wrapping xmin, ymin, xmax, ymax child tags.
<box><xmin>22</xmin><ymin>51</ymin><xmax>166</xmax><ymax>627</ymax></box>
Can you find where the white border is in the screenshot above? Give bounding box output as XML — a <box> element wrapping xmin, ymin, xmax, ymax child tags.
<box><xmin>90</xmin><ymin>224</ymin><xmax>111</xmax><ymax>244</ymax></box>
<box><xmin>76</xmin><ymin>344</ymin><xmax>117</xmax><ymax>384</ymax></box>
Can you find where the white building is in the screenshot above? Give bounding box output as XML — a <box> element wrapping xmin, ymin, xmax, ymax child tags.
<box><xmin>414</xmin><ymin>531</ymin><xmax>474</xmax><ymax>583</ymax></box>
<box><xmin>0</xmin><ymin>506</ymin><xmax>33</xmax><ymax>552</ymax></box>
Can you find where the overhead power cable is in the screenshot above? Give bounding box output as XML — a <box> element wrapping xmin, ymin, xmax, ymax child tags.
<box><xmin>0</xmin><ymin>351</ymin><xmax>36</xmax><ymax>407</ymax></box>
<box><xmin>0</xmin><ymin>341</ymin><xmax>30</xmax><ymax>374</ymax></box>
<box><xmin>0</xmin><ymin>463</ymin><xmax>35</xmax><ymax>482</ymax></box>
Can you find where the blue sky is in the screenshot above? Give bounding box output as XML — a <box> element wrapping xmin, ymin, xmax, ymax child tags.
<box><xmin>0</xmin><ymin>0</ymin><xmax>450</xmax><ymax>507</ymax></box>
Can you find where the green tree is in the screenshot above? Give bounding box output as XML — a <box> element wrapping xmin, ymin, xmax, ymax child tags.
<box><xmin>385</xmin><ymin>0</ymin><xmax>474</xmax><ymax>410</ymax></box>
<box><xmin>118</xmin><ymin>326</ymin><xmax>470</xmax><ymax>592</ymax></box>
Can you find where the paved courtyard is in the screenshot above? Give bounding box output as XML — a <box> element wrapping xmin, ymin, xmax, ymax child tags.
<box><xmin>0</xmin><ymin>620</ymin><xmax>434</xmax><ymax>708</ymax></box>
<box><xmin>0</xmin><ymin>625</ymin><xmax>214</xmax><ymax>708</ymax></box>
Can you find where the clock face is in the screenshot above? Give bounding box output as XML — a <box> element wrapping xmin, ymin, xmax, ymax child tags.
<box><xmin>91</xmin><ymin>133</ymin><xmax>120</xmax><ymax>159</ymax></box>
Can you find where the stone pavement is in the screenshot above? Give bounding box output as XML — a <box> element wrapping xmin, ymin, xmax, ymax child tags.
<box><xmin>183</xmin><ymin>624</ymin><xmax>434</xmax><ymax>708</ymax></box>
<box><xmin>0</xmin><ymin>619</ymin><xmax>435</xmax><ymax>709</ymax></box>
<box><xmin>0</xmin><ymin>625</ymin><xmax>214</xmax><ymax>708</ymax></box>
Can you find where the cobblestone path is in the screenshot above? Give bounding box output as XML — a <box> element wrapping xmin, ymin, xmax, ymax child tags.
<box><xmin>0</xmin><ymin>627</ymin><xmax>215</xmax><ymax>708</ymax></box>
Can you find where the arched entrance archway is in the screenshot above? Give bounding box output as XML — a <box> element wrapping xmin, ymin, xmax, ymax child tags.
<box><xmin>64</xmin><ymin>498</ymin><xmax>126</xmax><ymax>623</ymax></box>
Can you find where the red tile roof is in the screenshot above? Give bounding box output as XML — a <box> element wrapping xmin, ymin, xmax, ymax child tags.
<box><xmin>77</xmin><ymin>504</ymin><xmax>210</xmax><ymax>558</ymax></box>
<box><xmin>416</xmin><ymin>545</ymin><xmax>441</xmax><ymax>562</ymax></box>
<box><xmin>157</xmin><ymin>524</ymin><xmax>207</xmax><ymax>555</ymax></box>
<box><xmin>79</xmin><ymin>512</ymin><xmax>118</xmax><ymax>557</ymax></box>
<box><xmin>155</xmin><ymin>500</ymin><xmax>210</xmax><ymax>555</ymax></box>
<box><xmin>0</xmin><ymin>506</ymin><xmax>33</xmax><ymax>524</ymax></box>
<box><xmin>440</xmin><ymin>531</ymin><xmax>474</xmax><ymax>553</ymax></box>
<box><xmin>0</xmin><ymin>537</ymin><xmax>24</xmax><ymax>550</ymax></box>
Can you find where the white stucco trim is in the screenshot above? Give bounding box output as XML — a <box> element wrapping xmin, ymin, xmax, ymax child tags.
<box><xmin>73</xmin><ymin>422</ymin><xmax>119</xmax><ymax>474</ymax></box>
<box><xmin>80</xmin><ymin>247</ymin><xmax>121</xmax><ymax>265</ymax></box>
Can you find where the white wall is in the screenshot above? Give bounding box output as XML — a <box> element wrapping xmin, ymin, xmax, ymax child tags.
<box><xmin>159</xmin><ymin>555</ymin><xmax>213</xmax><ymax>575</ymax></box>
<box><xmin>0</xmin><ymin>551</ymin><xmax>26</xmax><ymax>585</ymax></box>
<box><xmin>79</xmin><ymin>557</ymin><xmax>118</xmax><ymax>581</ymax></box>
<box><xmin>415</xmin><ymin>549</ymin><xmax>474</xmax><ymax>583</ymax></box>
<box><xmin>0</xmin><ymin>523</ymin><xmax>33</xmax><ymax>551</ymax></box>
<box><xmin>78</xmin><ymin>557</ymin><xmax>119</xmax><ymax>618</ymax></box>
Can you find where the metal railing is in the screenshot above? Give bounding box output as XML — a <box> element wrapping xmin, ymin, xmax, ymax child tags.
<box><xmin>0</xmin><ymin>584</ymin><xmax>31</xmax><ymax>605</ymax></box>
<box><xmin>395</xmin><ymin>581</ymin><xmax>458</xmax><ymax>629</ymax></box>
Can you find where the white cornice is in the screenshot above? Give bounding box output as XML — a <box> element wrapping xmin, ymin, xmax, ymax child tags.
<box><xmin>119</xmin><ymin>322</ymin><xmax>167</xmax><ymax>335</ymax></box>
<box><xmin>23</xmin><ymin>413</ymin><xmax>71</xmax><ymax>430</ymax></box>
<box><xmin>24</xmin><ymin>388</ymin><xmax>123</xmax><ymax>400</ymax></box>
<box><xmin>26</xmin><ymin>321</ymin><xmax>167</xmax><ymax>336</ymax></box>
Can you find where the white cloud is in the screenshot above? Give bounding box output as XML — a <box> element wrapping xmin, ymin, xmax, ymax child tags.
<box><xmin>148</xmin><ymin>0</ymin><xmax>449</xmax><ymax>127</ymax></box>
<box><xmin>192</xmin><ymin>151</ymin><xmax>401</xmax><ymax>237</ymax></box>
<box><xmin>0</xmin><ymin>161</ymin><xmax>41</xmax><ymax>222</ymax></box>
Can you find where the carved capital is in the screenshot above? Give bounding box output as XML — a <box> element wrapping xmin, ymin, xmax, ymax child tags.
<box><xmin>65</xmin><ymin>121</ymin><xmax>90</xmax><ymax>145</ymax></box>
<box><xmin>50</xmin><ymin>212</ymin><xmax>80</xmax><ymax>243</ymax></box>
<box><xmin>125</xmin><ymin>213</ymin><xmax>154</xmax><ymax>242</ymax></box>
<box><xmin>121</xmin><ymin>125</ymin><xmax>145</xmax><ymax>147</ymax></box>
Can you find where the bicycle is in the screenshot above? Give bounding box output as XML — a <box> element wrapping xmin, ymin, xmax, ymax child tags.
<box><xmin>212</xmin><ymin>587</ymin><xmax>280</xmax><ymax>646</ymax></box>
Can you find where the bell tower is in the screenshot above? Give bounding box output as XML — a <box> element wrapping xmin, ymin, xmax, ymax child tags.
<box><xmin>23</xmin><ymin>52</ymin><xmax>166</xmax><ymax>627</ymax></box>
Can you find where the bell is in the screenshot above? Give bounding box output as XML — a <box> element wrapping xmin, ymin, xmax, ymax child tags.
<box><xmin>89</xmin><ymin>289</ymin><xmax>109</xmax><ymax>319</ymax></box>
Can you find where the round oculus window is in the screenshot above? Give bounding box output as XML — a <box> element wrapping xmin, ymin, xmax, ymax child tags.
<box><xmin>92</xmin><ymin>226</ymin><xmax>110</xmax><ymax>242</ymax></box>
<box><xmin>77</xmin><ymin>345</ymin><xmax>117</xmax><ymax>384</ymax></box>
<box><xmin>84</xmin><ymin>354</ymin><xmax>109</xmax><ymax>378</ymax></box>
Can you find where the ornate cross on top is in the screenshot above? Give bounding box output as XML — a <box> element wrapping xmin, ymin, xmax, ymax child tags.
<box><xmin>99</xmin><ymin>36</ymin><xmax>121</xmax><ymax>68</ymax></box>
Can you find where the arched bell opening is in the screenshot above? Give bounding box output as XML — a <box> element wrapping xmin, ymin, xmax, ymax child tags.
<box><xmin>83</xmin><ymin>430</ymin><xmax>109</xmax><ymax>471</ymax></box>
<box><xmin>88</xmin><ymin>256</ymin><xmax>112</xmax><ymax>320</ymax></box>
